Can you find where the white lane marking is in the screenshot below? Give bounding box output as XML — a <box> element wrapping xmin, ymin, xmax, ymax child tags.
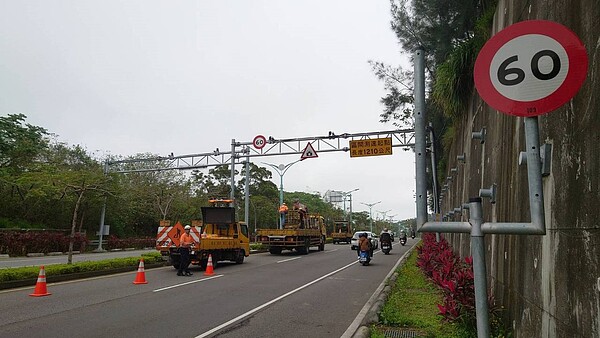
<box><xmin>276</xmin><ymin>257</ymin><xmax>301</xmax><ymax>263</ymax></box>
<box><xmin>195</xmin><ymin>260</ymin><xmax>359</xmax><ymax>338</ymax></box>
<box><xmin>323</xmin><ymin>248</ymin><xmax>338</xmax><ymax>253</ymax></box>
<box><xmin>153</xmin><ymin>275</ymin><xmax>223</xmax><ymax>292</ymax></box>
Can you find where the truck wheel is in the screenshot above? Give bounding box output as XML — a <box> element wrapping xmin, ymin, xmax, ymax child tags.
<box><xmin>235</xmin><ymin>250</ymin><xmax>245</xmax><ymax>264</ymax></box>
<box><xmin>299</xmin><ymin>239</ymin><xmax>310</xmax><ymax>255</ymax></box>
<box><xmin>269</xmin><ymin>247</ymin><xmax>282</xmax><ymax>254</ymax></box>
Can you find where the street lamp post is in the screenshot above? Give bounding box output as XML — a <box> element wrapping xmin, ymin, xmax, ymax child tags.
<box><xmin>262</xmin><ymin>159</ymin><xmax>302</xmax><ymax>229</ymax></box>
<box><xmin>361</xmin><ymin>201</ymin><xmax>381</xmax><ymax>233</ymax></box>
<box><xmin>377</xmin><ymin>209</ymin><xmax>392</xmax><ymax>233</ymax></box>
<box><xmin>342</xmin><ymin>188</ymin><xmax>359</xmax><ymax>228</ymax></box>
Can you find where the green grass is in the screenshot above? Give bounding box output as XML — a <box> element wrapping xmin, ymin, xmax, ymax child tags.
<box><xmin>372</xmin><ymin>250</ymin><xmax>473</xmax><ymax>338</ymax></box>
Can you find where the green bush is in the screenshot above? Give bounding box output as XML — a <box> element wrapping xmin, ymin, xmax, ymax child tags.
<box><xmin>250</xmin><ymin>242</ymin><xmax>265</xmax><ymax>251</ymax></box>
<box><xmin>0</xmin><ymin>251</ymin><xmax>163</xmax><ymax>283</ymax></box>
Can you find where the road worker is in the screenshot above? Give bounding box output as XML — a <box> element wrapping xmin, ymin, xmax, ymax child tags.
<box><xmin>178</xmin><ymin>225</ymin><xmax>194</xmax><ymax>276</ymax></box>
<box><xmin>293</xmin><ymin>199</ymin><xmax>308</xmax><ymax>228</ymax></box>
<box><xmin>279</xmin><ymin>202</ymin><xmax>288</xmax><ymax>227</ymax></box>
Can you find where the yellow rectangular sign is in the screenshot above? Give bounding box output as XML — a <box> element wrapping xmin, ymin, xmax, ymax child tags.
<box><xmin>350</xmin><ymin>137</ymin><xmax>393</xmax><ymax>158</ymax></box>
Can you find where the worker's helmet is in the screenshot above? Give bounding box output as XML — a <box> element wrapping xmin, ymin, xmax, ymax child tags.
<box><xmin>184</xmin><ymin>225</ymin><xmax>191</xmax><ymax>230</ymax></box>
<box><xmin>283</xmin><ymin>202</ymin><xmax>286</xmax><ymax>205</ymax></box>
<box><xmin>384</xmin><ymin>228</ymin><xmax>388</xmax><ymax>232</ymax></box>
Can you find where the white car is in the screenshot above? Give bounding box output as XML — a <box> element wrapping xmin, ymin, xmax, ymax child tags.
<box><xmin>350</xmin><ymin>231</ymin><xmax>379</xmax><ymax>250</ymax></box>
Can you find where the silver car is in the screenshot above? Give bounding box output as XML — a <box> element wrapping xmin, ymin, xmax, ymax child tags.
<box><xmin>350</xmin><ymin>231</ymin><xmax>379</xmax><ymax>250</ymax></box>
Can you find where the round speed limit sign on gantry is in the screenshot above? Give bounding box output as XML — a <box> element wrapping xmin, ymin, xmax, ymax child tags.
<box><xmin>252</xmin><ymin>135</ymin><xmax>267</xmax><ymax>149</ymax></box>
<box><xmin>474</xmin><ymin>20</ymin><xmax>588</xmax><ymax>117</ymax></box>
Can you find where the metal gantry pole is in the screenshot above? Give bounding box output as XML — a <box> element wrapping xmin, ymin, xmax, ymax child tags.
<box><xmin>230</xmin><ymin>139</ymin><xmax>236</xmax><ymax>202</ymax></box>
<box><xmin>414</xmin><ymin>47</ymin><xmax>428</xmax><ymax>231</ymax></box>
<box><xmin>95</xmin><ymin>161</ymin><xmax>109</xmax><ymax>252</ymax></box>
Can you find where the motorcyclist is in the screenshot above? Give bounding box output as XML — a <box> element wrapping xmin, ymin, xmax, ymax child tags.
<box><xmin>399</xmin><ymin>229</ymin><xmax>408</xmax><ymax>239</ymax></box>
<box><xmin>357</xmin><ymin>232</ymin><xmax>372</xmax><ymax>258</ymax></box>
<box><xmin>380</xmin><ymin>227</ymin><xmax>392</xmax><ymax>242</ymax></box>
<box><xmin>380</xmin><ymin>227</ymin><xmax>393</xmax><ymax>242</ymax></box>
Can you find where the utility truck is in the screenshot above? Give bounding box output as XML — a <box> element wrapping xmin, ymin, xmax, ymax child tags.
<box><xmin>256</xmin><ymin>209</ymin><xmax>326</xmax><ymax>254</ymax></box>
<box><xmin>155</xmin><ymin>199</ymin><xmax>250</xmax><ymax>270</ymax></box>
<box><xmin>331</xmin><ymin>220</ymin><xmax>352</xmax><ymax>244</ymax></box>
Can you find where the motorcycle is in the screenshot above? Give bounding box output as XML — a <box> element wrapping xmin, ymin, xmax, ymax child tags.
<box><xmin>380</xmin><ymin>232</ymin><xmax>392</xmax><ymax>255</ymax></box>
<box><xmin>400</xmin><ymin>236</ymin><xmax>407</xmax><ymax>246</ymax></box>
<box><xmin>381</xmin><ymin>241</ymin><xmax>392</xmax><ymax>254</ymax></box>
<box><xmin>358</xmin><ymin>250</ymin><xmax>371</xmax><ymax>265</ymax></box>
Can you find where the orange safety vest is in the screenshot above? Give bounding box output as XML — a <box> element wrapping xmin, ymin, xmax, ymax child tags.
<box><xmin>279</xmin><ymin>204</ymin><xmax>288</xmax><ymax>213</ymax></box>
<box><xmin>180</xmin><ymin>232</ymin><xmax>194</xmax><ymax>248</ymax></box>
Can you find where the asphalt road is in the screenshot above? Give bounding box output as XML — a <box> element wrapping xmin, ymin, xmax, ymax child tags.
<box><xmin>0</xmin><ymin>240</ymin><xmax>416</xmax><ymax>338</ymax></box>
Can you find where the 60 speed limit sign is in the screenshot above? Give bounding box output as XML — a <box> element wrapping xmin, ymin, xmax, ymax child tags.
<box><xmin>474</xmin><ymin>20</ymin><xmax>588</xmax><ymax>117</ymax></box>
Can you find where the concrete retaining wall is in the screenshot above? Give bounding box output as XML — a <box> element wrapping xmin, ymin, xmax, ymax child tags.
<box><xmin>441</xmin><ymin>1</ymin><xmax>600</xmax><ymax>336</ymax></box>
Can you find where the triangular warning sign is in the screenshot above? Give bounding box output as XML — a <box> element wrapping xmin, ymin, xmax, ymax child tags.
<box><xmin>301</xmin><ymin>142</ymin><xmax>318</xmax><ymax>160</ymax></box>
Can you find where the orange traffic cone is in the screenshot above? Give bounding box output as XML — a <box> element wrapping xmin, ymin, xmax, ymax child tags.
<box><xmin>29</xmin><ymin>265</ymin><xmax>51</xmax><ymax>297</ymax></box>
<box><xmin>133</xmin><ymin>259</ymin><xmax>148</xmax><ymax>284</ymax></box>
<box><xmin>204</xmin><ymin>254</ymin><xmax>214</xmax><ymax>276</ymax></box>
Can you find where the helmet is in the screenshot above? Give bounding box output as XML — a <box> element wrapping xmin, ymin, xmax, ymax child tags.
<box><xmin>384</xmin><ymin>228</ymin><xmax>388</xmax><ymax>232</ymax></box>
<box><xmin>184</xmin><ymin>225</ymin><xmax>191</xmax><ymax>230</ymax></box>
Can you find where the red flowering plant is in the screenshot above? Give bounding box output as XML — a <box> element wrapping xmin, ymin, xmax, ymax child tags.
<box><xmin>416</xmin><ymin>233</ymin><xmax>476</xmax><ymax>325</ymax></box>
<box><xmin>0</xmin><ymin>231</ymin><xmax>88</xmax><ymax>256</ymax></box>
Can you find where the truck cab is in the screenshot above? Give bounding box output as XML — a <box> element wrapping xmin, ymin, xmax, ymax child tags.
<box><xmin>156</xmin><ymin>199</ymin><xmax>250</xmax><ymax>270</ymax></box>
<box><xmin>331</xmin><ymin>220</ymin><xmax>352</xmax><ymax>244</ymax></box>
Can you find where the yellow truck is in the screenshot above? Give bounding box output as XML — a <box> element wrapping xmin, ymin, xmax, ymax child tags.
<box><xmin>155</xmin><ymin>199</ymin><xmax>250</xmax><ymax>270</ymax></box>
<box><xmin>256</xmin><ymin>209</ymin><xmax>326</xmax><ymax>254</ymax></box>
<box><xmin>331</xmin><ymin>220</ymin><xmax>352</xmax><ymax>244</ymax></box>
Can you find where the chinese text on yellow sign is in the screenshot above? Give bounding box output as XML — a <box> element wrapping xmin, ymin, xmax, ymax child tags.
<box><xmin>350</xmin><ymin>138</ymin><xmax>393</xmax><ymax>158</ymax></box>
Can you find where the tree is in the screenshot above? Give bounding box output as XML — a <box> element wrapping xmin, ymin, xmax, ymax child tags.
<box><xmin>0</xmin><ymin>113</ymin><xmax>49</xmax><ymax>172</ymax></box>
<box><xmin>42</xmin><ymin>143</ymin><xmax>114</xmax><ymax>263</ymax></box>
<box><xmin>0</xmin><ymin>114</ymin><xmax>51</xmax><ymax>222</ymax></box>
<box><xmin>372</xmin><ymin>0</ymin><xmax>487</xmax><ymax>126</ymax></box>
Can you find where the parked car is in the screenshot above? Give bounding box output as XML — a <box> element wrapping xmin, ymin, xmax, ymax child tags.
<box><xmin>350</xmin><ymin>231</ymin><xmax>379</xmax><ymax>250</ymax></box>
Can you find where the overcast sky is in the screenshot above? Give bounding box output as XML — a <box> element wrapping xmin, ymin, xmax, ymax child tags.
<box><xmin>0</xmin><ymin>1</ymin><xmax>417</xmax><ymax>223</ymax></box>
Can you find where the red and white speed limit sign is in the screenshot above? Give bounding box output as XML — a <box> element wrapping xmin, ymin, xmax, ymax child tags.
<box><xmin>252</xmin><ymin>135</ymin><xmax>267</xmax><ymax>149</ymax></box>
<box><xmin>474</xmin><ymin>20</ymin><xmax>588</xmax><ymax>117</ymax></box>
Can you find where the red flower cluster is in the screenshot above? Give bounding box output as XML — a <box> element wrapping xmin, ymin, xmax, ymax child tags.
<box><xmin>416</xmin><ymin>233</ymin><xmax>475</xmax><ymax>323</ymax></box>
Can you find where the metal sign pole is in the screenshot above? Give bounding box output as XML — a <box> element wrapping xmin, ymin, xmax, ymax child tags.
<box><xmin>414</xmin><ymin>47</ymin><xmax>428</xmax><ymax>231</ymax></box>
<box><xmin>469</xmin><ymin>198</ymin><xmax>491</xmax><ymax>337</ymax></box>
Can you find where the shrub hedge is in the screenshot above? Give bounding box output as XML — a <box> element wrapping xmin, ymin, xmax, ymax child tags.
<box><xmin>0</xmin><ymin>251</ymin><xmax>163</xmax><ymax>283</ymax></box>
<box><xmin>0</xmin><ymin>231</ymin><xmax>88</xmax><ymax>256</ymax></box>
<box><xmin>0</xmin><ymin>231</ymin><xmax>156</xmax><ymax>256</ymax></box>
